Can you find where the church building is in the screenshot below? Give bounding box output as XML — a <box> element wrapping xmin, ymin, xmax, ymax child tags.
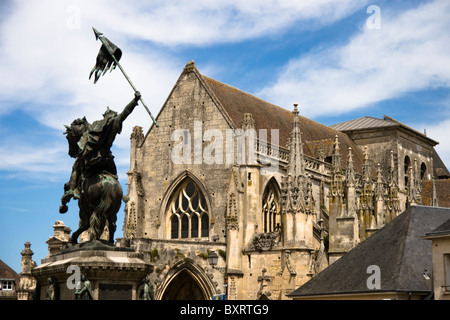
<box><xmin>119</xmin><ymin>60</ymin><xmax>450</xmax><ymax>300</ymax></box>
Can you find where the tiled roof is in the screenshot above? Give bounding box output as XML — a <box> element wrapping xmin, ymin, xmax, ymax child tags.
<box><xmin>421</xmin><ymin>179</ymin><xmax>450</xmax><ymax>208</ymax></box>
<box><xmin>287</xmin><ymin>206</ymin><xmax>450</xmax><ymax>298</ymax></box>
<box><xmin>202</xmin><ymin>75</ymin><xmax>364</xmax><ymax>171</ymax></box>
<box><xmin>0</xmin><ymin>259</ymin><xmax>20</xmax><ymax>283</ymax></box>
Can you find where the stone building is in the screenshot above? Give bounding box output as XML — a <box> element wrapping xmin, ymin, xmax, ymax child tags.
<box><xmin>119</xmin><ymin>61</ymin><xmax>450</xmax><ymax>300</ymax></box>
<box><xmin>0</xmin><ymin>259</ymin><xmax>21</xmax><ymax>300</ymax></box>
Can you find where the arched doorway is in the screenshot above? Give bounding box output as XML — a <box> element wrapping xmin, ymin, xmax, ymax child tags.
<box><xmin>157</xmin><ymin>261</ymin><xmax>215</xmax><ymax>300</ymax></box>
<box><xmin>161</xmin><ymin>270</ymin><xmax>206</xmax><ymax>300</ymax></box>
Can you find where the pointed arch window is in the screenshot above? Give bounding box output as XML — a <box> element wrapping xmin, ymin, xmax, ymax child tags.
<box><xmin>169</xmin><ymin>179</ymin><xmax>209</xmax><ymax>239</ymax></box>
<box><xmin>262</xmin><ymin>179</ymin><xmax>281</xmax><ymax>233</ymax></box>
<box><xmin>404</xmin><ymin>156</ymin><xmax>411</xmax><ymax>187</ymax></box>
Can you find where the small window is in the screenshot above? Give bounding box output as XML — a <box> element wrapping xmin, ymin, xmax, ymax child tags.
<box><xmin>404</xmin><ymin>156</ymin><xmax>411</xmax><ymax>186</ymax></box>
<box><xmin>421</xmin><ymin>162</ymin><xmax>427</xmax><ymax>180</ymax></box>
<box><xmin>1</xmin><ymin>281</ymin><xmax>13</xmax><ymax>291</ymax></box>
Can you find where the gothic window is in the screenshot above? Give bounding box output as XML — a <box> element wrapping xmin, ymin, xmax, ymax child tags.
<box><xmin>421</xmin><ymin>162</ymin><xmax>427</xmax><ymax>180</ymax></box>
<box><xmin>169</xmin><ymin>179</ymin><xmax>209</xmax><ymax>239</ymax></box>
<box><xmin>404</xmin><ymin>155</ymin><xmax>411</xmax><ymax>187</ymax></box>
<box><xmin>262</xmin><ymin>180</ymin><xmax>281</xmax><ymax>233</ymax></box>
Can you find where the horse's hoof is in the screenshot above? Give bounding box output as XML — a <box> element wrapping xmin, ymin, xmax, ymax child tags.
<box><xmin>59</xmin><ymin>204</ymin><xmax>68</xmax><ymax>214</ymax></box>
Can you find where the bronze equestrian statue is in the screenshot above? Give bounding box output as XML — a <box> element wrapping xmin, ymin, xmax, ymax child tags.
<box><xmin>60</xmin><ymin>91</ymin><xmax>141</xmax><ymax>244</ymax></box>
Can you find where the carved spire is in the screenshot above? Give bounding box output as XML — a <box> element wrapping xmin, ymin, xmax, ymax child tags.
<box><xmin>287</xmin><ymin>104</ymin><xmax>305</xmax><ymax>177</ymax></box>
<box><xmin>414</xmin><ymin>159</ymin><xmax>422</xmax><ymax>204</ymax></box>
<box><xmin>280</xmin><ymin>105</ymin><xmax>315</xmax><ymax>249</ymax></box>
<box><xmin>375</xmin><ymin>163</ymin><xmax>384</xmax><ymax>201</ymax></box>
<box><xmin>406</xmin><ymin>165</ymin><xmax>416</xmax><ymax>207</ymax></box>
<box><xmin>362</xmin><ymin>146</ymin><xmax>371</xmax><ymax>182</ymax></box>
<box><xmin>431</xmin><ymin>179</ymin><xmax>439</xmax><ymax>207</ymax></box>
<box><xmin>131</xmin><ymin>125</ymin><xmax>144</xmax><ymax>144</ymax></box>
<box><xmin>330</xmin><ymin>135</ymin><xmax>344</xmax><ymax>201</ymax></box>
<box><xmin>281</xmin><ymin>104</ymin><xmax>314</xmax><ymax>215</ymax></box>
<box><xmin>346</xmin><ymin>147</ymin><xmax>355</xmax><ymax>187</ymax></box>
<box><xmin>386</xmin><ymin>151</ymin><xmax>400</xmax><ymax>222</ymax></box>
<box><xmin>359</xmin><ymin>146</ymin><xmax>375</xmax><ymax>239</ymax></box>
<box><xmin>241</xmin><ymin>113</ymin><xmax>255</xmax><ymax>130</ymax></box>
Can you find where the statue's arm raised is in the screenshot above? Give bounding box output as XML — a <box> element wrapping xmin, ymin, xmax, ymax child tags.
<box><xmin>117</xmin><ymin>91</ymin><xmax>141</xmax><ymax>124</ymax></box>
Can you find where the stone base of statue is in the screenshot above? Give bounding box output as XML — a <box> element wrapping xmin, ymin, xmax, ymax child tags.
<box><xmin>31</xmin><ymin>240</ymin><xmax>153</xmax><ymax>300</ymax></box>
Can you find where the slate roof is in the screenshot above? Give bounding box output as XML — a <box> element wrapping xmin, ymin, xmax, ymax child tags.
<box><xmin>287</xmin><ymin>206</ymin><xmax>450</xmax><ymax>298</ymax></box>
<box><xmin>202</xmin><ymin>75</ymin><xmax>364</xmax><ymax>171</ymax></box>
<box><xmin>423</xmin><ymin>217</ymin><xmax>450</xmax><ymax>238</ymax></box>
<box><xmin>330</xmin><ymin>116</ymin><xmax>398</xmax><ymax>131</ymax></box>
<box><xmin>330</xmin><ymin>115</ymin><xmax>438</xmax><ymax>145</ymax></box>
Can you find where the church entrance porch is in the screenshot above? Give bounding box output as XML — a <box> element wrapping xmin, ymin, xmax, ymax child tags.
<box><xmin>157</xmin><ymin>260</ymin><xmax>217</xmax><ymax>300</ymax></box>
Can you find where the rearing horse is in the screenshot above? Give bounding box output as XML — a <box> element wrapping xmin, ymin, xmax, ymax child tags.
<box><xmin>60</xmin><ymin>92</ymin><xmax>141</xmax><ymax>244</ymax></box>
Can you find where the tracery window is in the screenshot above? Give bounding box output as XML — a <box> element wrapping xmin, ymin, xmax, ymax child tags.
<box><xmin>262</xmin><ymin>180</ymin><xmax>280</xmax><ymax>233</ymax></box>
<box><xmin>169</xmin><ymin>179</ymin><xmax>209</xmax><ymax>239</ymax></box>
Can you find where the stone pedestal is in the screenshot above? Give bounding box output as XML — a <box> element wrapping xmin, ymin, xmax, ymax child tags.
<box><xmin>31</xmin><ymin>240</ymin><xmax>153</xmax><ymax>300</ymax></box>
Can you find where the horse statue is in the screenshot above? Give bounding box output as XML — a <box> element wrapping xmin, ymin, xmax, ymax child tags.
<box><xmin>59</xmin><ymin>92</ymin><xmax>141</xmax><ymax>244</ymax></box>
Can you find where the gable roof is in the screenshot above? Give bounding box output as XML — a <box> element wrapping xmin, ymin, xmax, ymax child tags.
<box><xmin>287</xmin><ymin>206</ymin><xmax>450</xmax><ymax>298</ymax></box>
<box><xmin>0</xmin><ymin>259</ymin><xmax>20</xmax><ymax>283</ymax></box>
<box><xmin>201</xmin><ymin>73</ymin><xmax>364</xmax><ymax>171</ymax></box>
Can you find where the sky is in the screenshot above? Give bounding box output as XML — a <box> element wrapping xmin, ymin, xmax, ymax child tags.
<box><xmin>1</xmin><ymin>0</ymin><xmax>449</xmax><ymax>274</ymax></box>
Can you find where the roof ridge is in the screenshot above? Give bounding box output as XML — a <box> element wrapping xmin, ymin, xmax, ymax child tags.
<box><xmin>202</xmin><ymin>75</ymin><xmax>356</xmax><ymax>137</ymax></box>
<box><xmin>201</xmin><ymin>75</ymin><xmax>292</xmax><ymax>114</ymax></box>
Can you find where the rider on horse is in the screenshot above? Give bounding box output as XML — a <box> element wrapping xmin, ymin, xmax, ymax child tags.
<box><xmin>60</xmin><ymin>91</ymin><xmax>141</xmax><ymax>243</ymax></box>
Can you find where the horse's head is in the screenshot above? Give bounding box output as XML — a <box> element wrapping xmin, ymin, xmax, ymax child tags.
<box><xmin>64</xmin><ymin>117</ymin><xmax>88</xmax><ymax>158</ymax></box>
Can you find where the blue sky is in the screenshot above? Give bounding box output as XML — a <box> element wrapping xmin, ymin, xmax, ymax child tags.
<box><xmin>1</xmin><ymin>0</ymin><xmax>449</xmax><ymax>273</ymax></box>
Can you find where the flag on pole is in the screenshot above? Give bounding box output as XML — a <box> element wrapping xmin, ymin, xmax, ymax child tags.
<box><xmin>89</xmin><ymin>28</ymin><xmax>122</xmax><ymax>84</ymax></box>
<box><xmin>88</xmin><ymin>27</ymin><xmax>159</xmax><ymax>127</ymax></box>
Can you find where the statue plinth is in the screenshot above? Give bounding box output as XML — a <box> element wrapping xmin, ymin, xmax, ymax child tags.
<box><xmin>31</xmin><ymin>240</ymin><xmax>153</xmax><ymax>300</ymax></box>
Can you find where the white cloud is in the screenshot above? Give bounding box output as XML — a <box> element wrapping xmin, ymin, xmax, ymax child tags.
<box><xmin>0</xmin><ymin>0</ymin><xmax>367</xmax><ymax>178</ymax></box>
<box><xmin>418</xmin><ymin>118</ymin><xmax>450</xmax><ymax>171</ymax></box>
<box><xmin>94</xmin><ymin>0</ymin><xmax>367</xmax><ymax>46</ymax></box>
<box><xmin>258</xmin><ymin>0</ymin><xmax>450</xmax><ymax>116</ymax></box>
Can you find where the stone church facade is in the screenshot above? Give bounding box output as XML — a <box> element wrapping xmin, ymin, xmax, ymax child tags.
<box><xmin>119</xmin><ymin>61</ymin><xmax>449</xmax><ymax>300</ymax></box>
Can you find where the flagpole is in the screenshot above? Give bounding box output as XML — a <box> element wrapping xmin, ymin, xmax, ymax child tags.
<box><xmin>93</xmin><ymin>27</ymin><xmax>159</xmax><ymax>128</ymax></box>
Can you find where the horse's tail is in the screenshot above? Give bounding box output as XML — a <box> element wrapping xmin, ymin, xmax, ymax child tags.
<box><xmin>89</xmin><ymin>173</ymin><xmax>122</xmax><ymax>242</ymax></box>
<box><xmin>89</xmin><ymin>190</ymin><xmax>110</xmax><ymax>241</ymax></box>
